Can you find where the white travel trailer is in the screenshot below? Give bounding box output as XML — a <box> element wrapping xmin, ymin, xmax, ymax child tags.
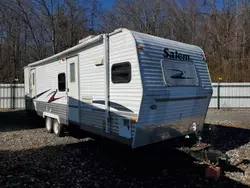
<box><xmin>24</xmin><ymin>28</ymin><xmax>213</xmax><ymax>149</ymax></box>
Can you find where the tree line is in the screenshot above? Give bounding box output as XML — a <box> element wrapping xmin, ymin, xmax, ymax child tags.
<box><xmin>0</xmin><ymin>0</ymin><xmax>249</xmax><ymax>83</ymax></box>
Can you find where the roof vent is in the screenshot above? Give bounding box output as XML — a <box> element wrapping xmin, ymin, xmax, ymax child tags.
<box><xmin>78</xmin><ymin>35</ymin><xmax>95</xmax><ymax>44</ymax></box>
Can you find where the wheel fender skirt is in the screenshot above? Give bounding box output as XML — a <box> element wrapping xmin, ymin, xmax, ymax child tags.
<box><xmin>43</xmin><ymin>112</ymin><xmax>60</xmax><ymax>124</ymax></box>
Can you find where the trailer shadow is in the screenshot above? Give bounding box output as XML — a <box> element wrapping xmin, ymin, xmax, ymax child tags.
<box><xmin>0</xmin><ymin>136</ymin><xmax>249</xmax><ymax>188</ymax></box>
<box><xmin>66</xmin><ymin>126</ymin><xmax>249</xmax><ymax>186</ymax></box>
<box><xmin>0</xmin><ymin>110</ymin><xmax>44</xmax><ymax>132</ymax></box>
<box><xmin>202</xmin><ymin>124</ymin><xmax>250</xmax><ymax>152</ymax></box>
<box><xmin>68</xmin><ymin>122</ymin><xmax>250</xmax><ymax>157</ymax></box>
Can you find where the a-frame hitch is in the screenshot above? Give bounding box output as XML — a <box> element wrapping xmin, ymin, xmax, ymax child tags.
<box><xmin>177</xmin><ymin>143</ymin><xmax>228</xmax><ymax>179</ymax></box>
<box><xmin>178</xmin><ymin>142</ymin><xmax>228</xmax><ymax>163</ymax></box>
<box><xmin>176</xmin><ymin>130</ymin><xmax>229</xmax><ymax>180</ymax></box>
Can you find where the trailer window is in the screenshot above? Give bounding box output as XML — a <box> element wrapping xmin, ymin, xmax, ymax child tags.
<box><xmin>161</xmin><ymin>59</ymin><xmax>199</xmax><ymax>87</ymax></box>
<box><xmin>58</xmin><ymin>73</ymin><xmax>66</xmax><ymax>91</ymax></box>
<box><xmin>111</xmin><ymin>62</ymin><xmax>131</xmax><ymax>83</ymax></box>
<box><xmin>70</xmin><ymin>63</ymin><xmax>75</xmax><ymax>82</ymax></box>
<box><xmin>32</xmin><ymin>73</ymin><xmax>35</xmax><ymax>85</ymax></box>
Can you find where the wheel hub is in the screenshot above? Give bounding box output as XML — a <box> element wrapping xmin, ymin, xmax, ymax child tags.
<box><xmin>46</xmin><ymin>118</ymin><xmax>51</xmax><ymax>130</ymax></box>
<box><xmin>53</xmin><ymin>121</ymin><xmax>59</xmax><ymax>134</ymax></box>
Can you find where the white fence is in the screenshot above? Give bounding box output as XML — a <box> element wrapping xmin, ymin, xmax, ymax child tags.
<box><xmin>0</xmin><ymin>83</ymin><xmax>249</xmax><ymax>109</ymax></box>
<box><xmin>209</xmin><ymin>83</ymin><xmax>250</xmax><ymax>108</ymax></box>
<box><xmin>0</xmin><ymin>84</ymin><xmax>25</xmax><ymax>109</ymax></box>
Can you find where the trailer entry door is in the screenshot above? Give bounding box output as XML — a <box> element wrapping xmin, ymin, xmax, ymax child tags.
<box><xmin>67</xmin><ymin>55</ymin><xmax>80</xmax><ymax>124</ymax></box>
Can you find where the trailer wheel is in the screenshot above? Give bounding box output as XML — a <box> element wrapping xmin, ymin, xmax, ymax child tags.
<box><xmin>45</xmin><ymin>116</ymin><xmax>53</xmax><ymax>133</ymax></box>
<box><xmin>53</xmin><ymin>119</ymin><xmax>64</xmax><ymax>137</ymax></box>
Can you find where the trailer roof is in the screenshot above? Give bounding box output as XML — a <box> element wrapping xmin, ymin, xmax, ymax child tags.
<box><xmin>26</xmin><ymin>34</ymin><xmax>104</xmax><ymax>67</ymax></box>
<box><xmin>25</xmin><ymin>28</ymin><xmax>205</xmax><ymax>68</ymax></box>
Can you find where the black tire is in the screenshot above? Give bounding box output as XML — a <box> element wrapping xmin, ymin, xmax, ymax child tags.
<box><xmin>53</xmin><ymin>119</ymin><xmax>64</xmax><ymax>137</ymax></box>
<box><xmin>45</xmin><ymin>116</ymin><xmax>53</xmax><ymax>133</ymax></box>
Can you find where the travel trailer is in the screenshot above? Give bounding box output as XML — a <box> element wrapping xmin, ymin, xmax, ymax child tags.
<box><xmin>24</xmin><ymin>28</ymin><xmax>213</xmax><ymax>149</ymax></box>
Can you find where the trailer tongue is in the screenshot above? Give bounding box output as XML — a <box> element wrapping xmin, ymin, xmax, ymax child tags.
<box><xmin>176</xmin><ymin>131</ymin><xmax>228</xmax><ymax>180</ymax></box>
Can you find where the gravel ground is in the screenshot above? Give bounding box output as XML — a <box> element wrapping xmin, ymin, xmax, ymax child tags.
<box><xmin>205</xmin><ymin>109</ymin><xmax>250</xmax><ymax>128</ymax></box>
<box><xmin>0</xmin><ymin>110</ymin><xmax>250</xmax><ymax>188</ymax></box>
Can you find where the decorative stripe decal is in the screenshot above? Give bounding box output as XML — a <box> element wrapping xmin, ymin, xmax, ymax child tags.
<box><xmin>68</xmin><ymin>105</ymin><xmax>79</xmax><ymax>108</ymax></box>
<box><xmin>92</xmin><ymin>100</ymin><xmax>134</xmax><ymax>113</ymax></box>
<box><xmin>155</xmin><ymin>96</ymin><xmax>207</xmax><ymax>102</ymax></box>
<box><xmin>32</xmin><ymin>89</ymin><xmax>51</xmax><ymax>99</ymax></box>
<box><xmin>211</xmin><ymin>96</ymin><xmax>250</xmax><ymax>99</ymax></box>
<box><xmin>46</xmin><ymin>90</ymin><xmax>57</xmax><ymax>98</ymax></box>
<box><xmin>47</xmin><ymin>89</ymin><xmax>64</xmax><ymax>103</ymax></box>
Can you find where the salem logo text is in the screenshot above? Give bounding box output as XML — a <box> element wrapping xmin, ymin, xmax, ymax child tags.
<box><xmin>163</xmin><ymin>48</ymin><xmax>190</xmax><ymax>61</ymax></box>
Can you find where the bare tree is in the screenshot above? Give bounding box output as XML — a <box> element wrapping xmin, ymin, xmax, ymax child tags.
<box><xmin>0</xmin><ymin>0</ymin><xmax>250</xmax><ymax>82</ymax></box>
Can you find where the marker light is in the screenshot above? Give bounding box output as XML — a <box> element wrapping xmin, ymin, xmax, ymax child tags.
<box><xmin>130</xmin><ymin>117</ymin><xmax>137</xmax><ymax>123</ymax></box>
<box><xmin>137</xmin><ymin>45</ymin><xmax>143</xmax><ymax>50</ymax></box>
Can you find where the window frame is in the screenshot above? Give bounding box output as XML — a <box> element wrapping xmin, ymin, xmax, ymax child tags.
<box><xmin>32</xmin><ymin>73</ymin><xmax>35</xmax><ymax>85</ymax></box>
<box><xmin>111</xmin><ymin>62</ymin><xmax>132</xmax><ymax>84</ymax></box>
<box><xmin>58</xmin><ymin>73</ymin><xmax>66</xmax><ymax>92</ymax></box>
<box><xmin>70</xmin><ymin>62</ymin><xmax>75</xmax><ymax>83</ymax></box>
<box><xmin>160</xmin><ymin>59</ymin><xmax>200</xmax><ymax>87</ymax></box>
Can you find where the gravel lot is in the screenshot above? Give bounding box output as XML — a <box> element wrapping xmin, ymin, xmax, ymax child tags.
<box><xmin>0</xmin><ymin>110</ymin><xmax>250</xmax><ymax>188</ymax></box>
<box><xmin>205</xmin><ymin>109</ymin><xmax>250</xmax><ymax>128</ymax></box>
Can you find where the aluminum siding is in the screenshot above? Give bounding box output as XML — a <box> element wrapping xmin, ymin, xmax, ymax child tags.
<box><xmin>78</xmin><ymin>31</ymin><xmax>142</xmax><ymax>138</ymax></box>
<box><xmin>109</xmin><ymin>30</ymin><xmax>142</xmax><ymax>137</ymax></box>
<box><xmin>34</xmin><ymin>59</ymin><xmax>67</xmax><ymax>122</ymax></box>
<box><xmin>36</xmin><ymin>101</ymin><xmax>67</xmax><ymax>124</ymax></box>
<box><xmin>78</xmin><ymin>41</ymin><xmax>106</xmax><ymax>130</ymax></box>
